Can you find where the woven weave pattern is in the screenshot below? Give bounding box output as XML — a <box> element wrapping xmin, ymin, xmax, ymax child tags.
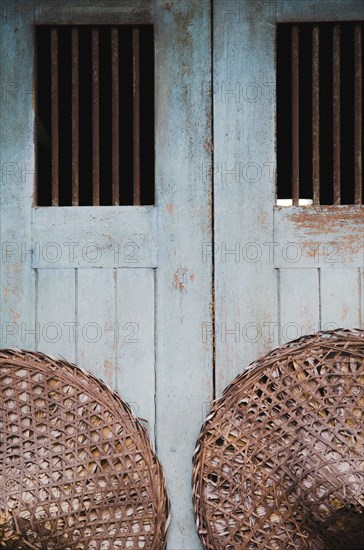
<box><xmin>0</xmin><ymin>349</ymin><xmax>169</xmax><ymax>549</ymax></box>
<box><xmin>193</xmin><ymin>329</ymin><xmax>364</xmax><ymax>549</ymax></box>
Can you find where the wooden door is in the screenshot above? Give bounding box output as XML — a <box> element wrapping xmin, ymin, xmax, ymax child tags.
<box><xmin>2</xmin><ymin>2</ymin><xmax>364</xmax><ymax>549</ymax></box>
<box><xmin>213</xmin><ymin>0</ymin><xmax>364</xmax><ymax>398</ymax></box>
<box><xmin>0</xmin><ymin>1</ymin><xmax>212</xmax><ymax>548</ymax></box>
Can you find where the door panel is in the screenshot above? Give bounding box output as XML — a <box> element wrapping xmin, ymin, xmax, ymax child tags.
<box><xmin>320</xmin><ymin>268</ymin><xmax>362</xmax><ymax>328</ymax></box>
<box><xmin>77</xmin><ymin>269</ymin><xmax>117</xmax><ymax>385</ymax></box>
<box><xmin>279</xmin><ymin>268</ymin><xmax>320</xmax><ymax>343</ymax></box>
<box><xmin>213</xmin><ymin>0</ymin><xmax>278</xmax><ymax>394</ymax></box>
<box><xmin>115</xmin><ymin>268</ymin><xmax>155</xmax><ymax>431</ymax></box>
<box><xmin>32</xmin><ymin>206</ymin><xmax>157</xmax><ymax>269</ymax></box>
<box><xmin>0</xmin><ymin>2</ymin><xmax>212</xmax><ymax>549</ymax></box>
<box><xmin>0</xmin><ymin>8</ymin><xmax>35</xmax><ymax>350</ymax></box>
<box><xmin>36</xmin><ymin>268</ymin><xmax>76</xmax><ymax>359</ymax></box>
<box><xmin>36</xmin><ymin>266</ymin><xmax>156</xmax><ymax>436</ymax></box>
<box><xmin>154</xmin><ymin>3</ymin><xmax>212</xmax><ymax>547</ymax></box>
<box><xmin>213</xmin><ymin>0</ymin><xmax>364</xmax><ymax>394</ymax></box>
<box><xmin>274</xmin><ymin>206</ymin><xmax>364</xmax><ymax>268</ymax></box>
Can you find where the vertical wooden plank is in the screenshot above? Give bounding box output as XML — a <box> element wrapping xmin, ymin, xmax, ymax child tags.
<box><xmin>321</xmin><ymin>269</ymin><xmax>361</xmax><ymax>329</ymax></box>
<box><xmin>37</xmin><ymin>269</ymin><xmax>76</xmax><ymax>361</ymax></box>
<box><xmin>77</xmin><ymin>269</ymin><xmax>116</xmax><ymax>388</ymax></box>
<box><xmin>214</xmin><ymin>0</ymin><xmax>278</xmax><ymax>394</ymax></box>
<box><xmin>279</xmin><ymin>269</ymin><xmax>320</xmax><ymax>343</ymax></box>
<box><xmin>155</xmin><ymin>2</ymin><xmax>212</xmax><ymax>548</ymax></box>
<box><xmin>0</xmin><ymin>10</ymin><xmax>35</xmax><ymax>348</ymax></box>
<box><xmin>116</xmin><ymin>269</ymin><xmax>155</xmax><ymax>441</ymax></box>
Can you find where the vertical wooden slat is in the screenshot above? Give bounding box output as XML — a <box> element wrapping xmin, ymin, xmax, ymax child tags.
<box><xmin>51</xmin><ymin>29</ymin><xmax>59</xmax><ymax>206</ymax></box>
<box><xmin>312</xmin><ymin>25</ymin><xmax>320</xmax><ymax>205</ymax></box>
<box><xmin>291</xmin><ymin>25</ymin><xmax>299</xmax><ymax>205</ymax></box>
<box><xmin>92</xmin><ymin>29</ymin><xmax>100</xmax><ymax>206</ymax></box>
<box><xmin>279</xmin><ymin>269</ymin><xmax>320</xmax><ymax>343</ymax></box>
<box><xmin>111</xmin><ymin>28</ymin><xmax>120</xmax><ymax>206</ymax></box>
<box><xmin>0</xmin><ymin>8</ymin><xmax>36</xmax><ymax>348</ymax></box>
<box><xmin>77</xmin><ymin>269</ymin><xmax>116</xmax><ymax>386</ymax></box>
<box><xmin>320</xmin><ymin>269</ymin><xmax>361</xmax><ymax>329</ymax></box>
<box><xmin>132</xmin><ymin>27</ymin><xmax>141</xmax><ymax>206</ymax></box>
<box><xmin>155</xmin><ymin>4</ymin><xmax>213</xmax><ymax>546</ymax></box>
<box><xmin>354</xmin><ymin>24</ymin><xmax>362</xmax><ymax>205</ymax></box>
<box><xmin>71</xmin><ymin>28</ymin><xmax>79</xmax><ymax>206</ymax></box>
<box><xmin>37</xmin><ymin>269</ymin><xmax>76</xmax><ymax>360</ymax></box>
<box><xmin>116</xmin><ymin>269</ymin><xmax>155</xmax><ymax>441</ymax></box>
<box><xmin>333</xmin><ymin>24</ymin><xmax>341</xmax><ymax>205</ymax></box>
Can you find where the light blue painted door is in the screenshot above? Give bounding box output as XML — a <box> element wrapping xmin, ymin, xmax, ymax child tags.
<box><xmin>0</xmin><ymin>1</ymin><xmax>212</xmax><ymax>549</ymax></box>
<box><xmin>2</xmin><ymin>2</ymin><xmax>363</xmax><ymax>550</ymax></box>
<box><xmin>213</xmin><ymin>0</ymin><xmax>364</xmax><ymax>396</ymax></box>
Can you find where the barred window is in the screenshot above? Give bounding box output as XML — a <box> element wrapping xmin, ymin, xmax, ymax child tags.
<box><xmin>36</xmin><ymin>25</ymin><xmax>154</xmax><ymax>206</ymax></box>
<box><xmin>277</xmin><ymin>22</ymin><xmax>363</xmax><ymax>205</ymax></box>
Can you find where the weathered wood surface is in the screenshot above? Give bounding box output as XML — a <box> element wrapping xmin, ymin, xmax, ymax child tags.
<box><xmin>115</xmin><ymin>268</ymin><xmax>156</xmax><ymax>442</ymax></box>
<box><xmin>274</xmin><ymin>206</ymin><xmax>364</xmax><ymax>268</ymax></box>
<box><xmin>36</xmin><ymin>268</ymin><xmax>76</xmax><ymax>360</ymax></box>
<box><xmin>77</xmin><ymin>269</ymin><xmax>117</xmax><ymax>386</ymax></box>
<box><xmin>320</xmin><ymin>268</ymin><xmax>362</xmax><ymax>329</ymax></box>
<box><xmin>279</xmin><ymin>269</ymin><xmax>320</xmax><ymax>343</ymax></box>
<box><xmin>1</xmin><ymin>3</ymin><xmax>364</xmax><ymax>550</ymax></box>
<box><xmin>35</xmin><ymin>266</ymin><xmax>156</xmax><ymax>440</ymax></box>
<box><xmin>32</xmin><ymin>206</ymin><xmax>157</xmax><ymax>268</ymax></box>
<box><xmin>276</xmin><ymin>1</ymin><xmax>364</xmax><ymax>22</ymax></box>
<box><xmin>213</xmin><ymin>0</ymin><xmax>278</xmax><ymax>393</ymax></box>
<box><xmin>0</xmin><ymin>7</ymin><xmax>35</xmax><ymax>349</ymax></box>
<box><xmin>154</xmin><ymin>2</ymin><xmax>212</xmax><ymax>548</ymax></box>
<box><xmin>20</xmin><ymin>0</ymin><xmax>154</xmax><ymax>25</ymax></box>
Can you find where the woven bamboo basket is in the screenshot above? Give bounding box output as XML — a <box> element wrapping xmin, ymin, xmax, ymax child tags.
<box><xmin>0</xmin><ymin>349</ymin><xmax>170</xmax><ymax>549</ymax></box>
<box><xmin>192</xmin><ymin>329</ymin><xmax>364</xmax><ymax>550</ymax></box>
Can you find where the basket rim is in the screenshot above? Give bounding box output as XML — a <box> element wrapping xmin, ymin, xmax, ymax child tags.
<box><xmin>0</xmin><ymin>348</ymin><xmax>171</xmax><ymax>549</ymax></box>
<box><xmin>192</xmin><ymin>329</ymin><xmax>364</xmax><ymax>550</ymax></box>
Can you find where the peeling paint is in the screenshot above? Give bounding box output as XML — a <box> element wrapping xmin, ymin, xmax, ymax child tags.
<box><xmin>274</xmin><ymin>206</ymin><xmax>364</xmax><ymax>268</ymax></box>
<box><xmin>103</xmin><ymin>360</ymin><xmax>113</xmax><ymax>386</ymax></box>
<box><xmin>284</xmin><ymin>206</ymin><xmax>364</xmax><ymax>235</ymax></box>
<box><xmin>203</xmin><ymin>139</ymin><xmax>212</xmax><ymax>152</ymax></box>
<box><xmin>342</xmin><ymin>304</ymin><xmax>350</xmax><ymax>320</ymax></box>
<box><xmin>172</xmin><ymin>266</ymin><xmax>190</xmax><ymax>294</ymax></box>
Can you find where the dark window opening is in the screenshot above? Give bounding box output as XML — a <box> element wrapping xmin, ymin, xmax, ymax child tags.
<box><xmin>36</xmin><ymin>25</ymin><xmax>154</xmax><ymax>206</ymax></box>
<box><xmin>277</xmin><ymin>22</ymin><xmax>363</xmax><ymax>205</ymax></box>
